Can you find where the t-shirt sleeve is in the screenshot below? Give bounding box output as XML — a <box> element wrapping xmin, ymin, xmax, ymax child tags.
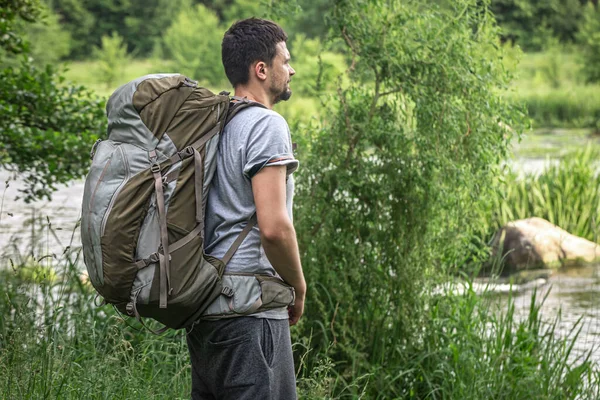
<box><xmin>242</xmin><ymin>112</ymin><xmax>299</xmax><ymax>179</ymax></box>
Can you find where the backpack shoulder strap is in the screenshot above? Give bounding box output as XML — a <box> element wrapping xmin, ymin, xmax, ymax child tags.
<box><xmin>217</xmin><ymin>94</ymin><xmax>266</xmax><ymax>265</ymax></box>
<box><xmin>221</xmin><ymin>214</ymin><xmax>257</xmax><ymax>265</ymax></box>
<box><xmin>224</xmin><ymin>97</ymin><xmax>267</xmax><ymax>126</ymax></box>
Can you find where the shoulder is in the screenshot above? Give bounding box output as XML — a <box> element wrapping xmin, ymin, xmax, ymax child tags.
<box><xmin>232</xmin><ymin>106</ymin><xmax>289</xmax><ymax>130</ymax></box>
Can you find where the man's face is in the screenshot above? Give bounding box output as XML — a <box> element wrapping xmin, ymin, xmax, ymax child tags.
<box><xmin>269</xmin><ymin>41</ymin><xmax>295</xmax><ymax>104</ymax></box>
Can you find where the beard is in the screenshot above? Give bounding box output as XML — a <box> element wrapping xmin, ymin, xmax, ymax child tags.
<box><xmin>271</xmin><ymin>82</ymin><xmax>292</xmax><ymax>104</ymax></box>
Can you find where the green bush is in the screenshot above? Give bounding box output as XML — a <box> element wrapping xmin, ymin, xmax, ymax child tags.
<box><xmin>0</xmin><ymin>62</ymin><xmax>106</xmax><ymax>202</ymax></box>
<box><xmin>158</xmin><ymin>4</ymin><xmax>226</xmax><ymax>86</ymax></box>
<box><xmin>0</xmin><ymin>3</ymin><xmax>71</xmax><ymax>68</ymax></box>
<box><xmin>281</xmin><ymin>0</ymin><xmax>598</xmax><ymax>396</ymax></box>
<box><xmin>0</xmin><ymin>0</ymin><xmax>107</xmax><ymax>202</ymax></box>
<box><xmin>93</xmin><ymin>32</ymin><xmax>131</xmax><ymax>89</ymax></box>
<box><xmin>0</xmin><ymin>0</ymin><xmax>39</xmax><ymax>54</ymax></box>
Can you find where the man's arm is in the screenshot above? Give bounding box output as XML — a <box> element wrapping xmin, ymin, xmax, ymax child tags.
<box><xmin>251</xmin><ymin>165</ymin><xmax>306</xmax><ymax>325</ymax></box>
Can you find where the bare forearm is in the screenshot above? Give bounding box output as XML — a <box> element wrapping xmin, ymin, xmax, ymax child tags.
<box><xmin>261</xmin><ymin>224</ymin><xmax>306</xmax><ymax>299</ymax></box>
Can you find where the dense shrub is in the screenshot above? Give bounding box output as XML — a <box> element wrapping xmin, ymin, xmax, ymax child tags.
<box><xmin>158</xmin><ymin>4</ymin><xmax>226</xmax><ymax>86</ymax></box>
<box><xmin>283</xmin><ymin>0</ymin><xmax>581</xmax><ymax>396</ymax></box>
<box><xmin>0</xmin><ymin>0</ymin><xmax>106</xmax><ymax>202</ymax></box>
<box><xmin>93</xmin><ymin>32</ymin><xmax>131</xmax><ymax>88</ymax></box>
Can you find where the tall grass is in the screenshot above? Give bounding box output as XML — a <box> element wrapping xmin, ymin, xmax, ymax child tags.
<box><xmin>0</xmin><ymin>231</ymin><xmax>191</xmax><ymax>399</ymax></box>
<box><xmin>291</xmin><ymin>279</ymin><xmax>600</xmax><ymax>399</ymax></box>
<box><xmin>1</xmin><ymin>217</ymin><xmax>599</xmax><ymax>398</ymax></box>
<box><xmin>403</xmin><ymin>287</ymin><xmax>598</xmax><ymax>399</ymax></box>
<box><xmin>491</xmin><ymin>146</ymin><xmax>600</xmax><ymax>241</ymax></box>
<box><xmin>508</xmin><ymin>86</ymin><xmax>600</xmax><ymax>130</ymax></box>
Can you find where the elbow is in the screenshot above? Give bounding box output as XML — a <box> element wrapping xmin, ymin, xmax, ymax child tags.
<box><xmin>260</xmin><ymin>220</ymin><xmax>295</xmax><ymax>243</ymax></box>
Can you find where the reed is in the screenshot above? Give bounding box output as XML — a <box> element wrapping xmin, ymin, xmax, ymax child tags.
<box><xmin>492</xmin><ymin>146</ymin><xmax>600</xmax><ymax>241</ymax></box>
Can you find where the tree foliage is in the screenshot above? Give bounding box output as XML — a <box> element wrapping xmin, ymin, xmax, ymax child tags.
<box><xmin>159</xmin><ymin>4</ymin><xmax>226</xmax><ymax>85</ymax></box>
<box><xmin>48</xmin><ymin>0</ymin><xmax>95</xmax><ymax>59</ymax></box>
<box><xmin>491</xmin><ymin>0</ymin><xmax>591</xmax><ymax>50</ymax></box>
<box><xmin>19</xmin><ymin>4</ymin><xmax>71</xmax><ymax>66</ymax></box>
<box><xmin>578</xmin><ymin>3</ymin><xmax>600</xmax><ymax>83</ymax></box>
<box><xmin>0</xmin><ymin>0</ymin><xmax>106</xmax><ymax>201</ymax></box>
<box><xmin>1</xmin><ymin>3</ymin><xmax>71</xmax><ymax>68</ymax></box>
<box><xmin>30</xmin><ymin>0</ymin><xmax>600</xmax><ymax>60</ymax></box>
<box><xmin>285</xmin><ymin>0</ymin><xmax>527</xmax><ymax>396</ymax></box>
<box><xmin>288</xmin><ymin>34</ymin><xmax>346</xmax><ymax>97</ymax></box>
<box><xmin>0</xmin><ymin>0</ymin><xmax>40</xmax><ymax>54</ymax></box>
<box><xmin>93</xmin><ymin>31</ymin><xmax>130</xmax><ymax>88</ymax></box>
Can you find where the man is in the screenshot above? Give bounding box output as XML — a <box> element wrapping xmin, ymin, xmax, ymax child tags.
<box><xmin>186</xmin><ymin>18</ymin><xmax>306</xmax><ymax>400</ymax></box>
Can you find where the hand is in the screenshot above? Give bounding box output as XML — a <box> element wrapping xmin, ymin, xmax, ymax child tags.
<box><xmin>288</xmin><ymin>297</ymin><xmax>304</xmax><ymax>326</ymax></box>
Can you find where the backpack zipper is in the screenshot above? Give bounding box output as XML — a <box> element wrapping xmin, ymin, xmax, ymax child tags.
<box><xmin>85</xmin><ymin>156</ymin><xmax>112</xmax><ymax>286</ymax></box>
<box><xmin>85</xmin><ymin>140</ymin><xmax>116</xmax><ymax>238</ymax></box>
<box><xmin>100</xmin><ymin>145</ymin><xmax>130</xmax><ymax>237</ymax></box>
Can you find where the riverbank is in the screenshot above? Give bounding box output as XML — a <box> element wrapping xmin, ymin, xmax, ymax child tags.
<box><xmin>2</xmin><ymin>251</ymin><xmax>599</xmax><ymax>398</ymax></box>
<box><xmin>2</xmin><ymin>135</ymin><xmax>600</xmax><ymax>398</ymax></box>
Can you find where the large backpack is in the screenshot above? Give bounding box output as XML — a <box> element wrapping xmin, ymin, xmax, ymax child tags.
<box><xmin>81</xmin><ymin>74</ymin><xmax>291</xmax><ymax>330</ymax></box>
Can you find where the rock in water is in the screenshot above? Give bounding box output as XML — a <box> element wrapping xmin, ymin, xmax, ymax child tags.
<box><xmin>491</xmin><ymin>217</ymin><xmax>600</xmax><ymax>275</ymax></box>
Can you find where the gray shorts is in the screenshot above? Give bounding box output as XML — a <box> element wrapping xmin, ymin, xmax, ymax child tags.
<box><xmin>186</xmin><ymin>317</ymin><xmax>297</xmax><ymax>400</ymax></box>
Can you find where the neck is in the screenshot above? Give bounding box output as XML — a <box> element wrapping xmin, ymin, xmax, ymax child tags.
<box><xmin>233</xmin><ymin>84</ymin><xmax>273</xmax><ymax>109</ymax></box>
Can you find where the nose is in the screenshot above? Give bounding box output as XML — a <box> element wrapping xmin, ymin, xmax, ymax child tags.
<box><xmin>289</xmin><ymin>65</ymin><xmax>296</xmax><ymax>76</ymax></box>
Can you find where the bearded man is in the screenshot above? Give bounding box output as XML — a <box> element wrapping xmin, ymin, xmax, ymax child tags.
<box><xmin>185</xmin><ymin>18</ymin><xmax>306</xmax><ymax>400</ymax></box>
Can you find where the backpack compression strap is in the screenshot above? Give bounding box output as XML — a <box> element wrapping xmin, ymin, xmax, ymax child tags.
<box><xmin>221</xmin><ymin>214</ymin><xmax>257</xmax><ymax>265</ymax></box>
<box><xmin>146</xmin><ymin>122</ymin><xmax>223</xmax><ymax>309</ymax></box>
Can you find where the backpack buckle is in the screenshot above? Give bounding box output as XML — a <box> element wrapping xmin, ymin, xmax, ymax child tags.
<box><xmin>177</xmin><ymin>146</ymin><xmax>194</xmax><ymax>160</ymax></box>
<box><xmin>221</xmin><ymin>286</ymin><xmax>234</xmax><ymax>298</ymax></box>
<box><xmin>156</xmin><ymin>247</ymin><xmax>172</xmax><ymax>261</ymax></box>
<box><xmin>147</xmin><ymin>252</ymin><xmax>160</xmax><ymax>264</ymax></box>
<box><xmin>150</xmin><ymin>163</ymin><xmax>160</xmax><ymax>173</ymax></box>
<box><xmin>181</xmin><ymin>77</ymin><xmax>197</xmax><ymax>87</ymax></box>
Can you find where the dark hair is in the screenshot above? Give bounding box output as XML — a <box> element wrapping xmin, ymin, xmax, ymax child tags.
<box><xmin>222</xmin><ymin>18</ymin><xmax>288</xmax><ymax>87</ymax></box>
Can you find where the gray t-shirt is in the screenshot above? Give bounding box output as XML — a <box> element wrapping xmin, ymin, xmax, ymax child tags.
<box><xmin>204</xmin><ymin>105</ymin><xmax>298</xmax><ymax>285</ymax></box>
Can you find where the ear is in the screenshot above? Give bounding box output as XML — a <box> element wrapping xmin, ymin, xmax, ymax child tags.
<box><xmin>254</xmin><ymin>61</ymin><xmax>268</xmax><ymax>82</ymax></box>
